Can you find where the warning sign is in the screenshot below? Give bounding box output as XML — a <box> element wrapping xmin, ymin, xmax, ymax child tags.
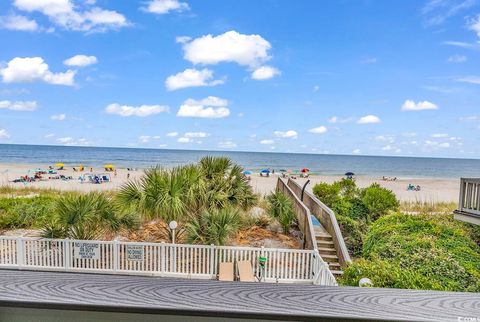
<box><xmin>73</xmin><ymin>242</ymin><xmax>100</xmax><ymax>260</ymax></box>
<box><xmin>126</xmin><ymin>245</ymin><xmax>144</xmax><ymax>261</ymax></box>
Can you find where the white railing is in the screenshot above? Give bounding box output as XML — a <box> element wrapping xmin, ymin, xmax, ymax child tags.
<box><xmin>0</xmin><ymin>237</ymin><xmax>337</xmax><ymax>286</ymax></box>
<box><xmin>459</xmin><ymin>178</ymin><xmax>480</xmax><ymax>216</ymax></box>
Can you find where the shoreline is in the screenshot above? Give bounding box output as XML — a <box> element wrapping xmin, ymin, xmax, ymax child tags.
<box><xmin>0</xmin><ymin>163</ymin><xmax>460</xmax><ymax>203</ymax></box>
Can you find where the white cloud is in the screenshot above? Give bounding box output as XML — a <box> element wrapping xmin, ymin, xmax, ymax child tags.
<box><xmin>328</xmin><ymin>116</ymin><xmax>338</xmax><ymax>123</ymax></box>
<box><xmin>425</xmin><ymin>140</ymin><xmax>451</xmax><ymax>148</ymax></box>
<box><xmin>357</xmin><ymin>115</ymin><xmax>381</xmax><ymax>124</ymax></box>
<box><xmin>0</xmin><ymin>57</ymin><xmax>76</xmax><ymax>86</ymax></box>
<box><xmin>308</xmin><ymin>126</ymin><xmax>328</xmax><ymax>134</ymax></box>
<box><xmin>56</xmin><ymin>136</ymin><xmax>91</xmax><ymax>146</ymax></box>
<box><xmin>273</xmin><ymin>130</ymin><xmax>297</xmax><ymax>139</ymax></box>
<box><xmin>44</xmin><ymin>133</ymin><xmax>55</xmax><ymax>138</ymax></box>
<box><xmin>361</xmin><ymin>57</ymin><xmax>377</xmax><ymax>64</ymax></box>
<box><xmin>381</xmin><ymin>145</ymin><xmax>393</xmax><ymax>151</ymax></box>
<box><xmin>0</xmin><ymin>14</ymin><xmax>38</xmax><ymax>31</ymax></box>
<box><xmin>455</xmin><ymin>76</ymin><xmax>480</xmax><ymax>85</ymax></box>
<box><xmin>442</xmin><ymin>41</ymin><xmax>476</xmax><ymax>49</ymax></box>
<box><xmin>182</xmin><ymin>30</ymin><xmax>272</xmax><ymax>68</ymax></box>
<box><xmin>177</xmin><ymin>96</ymin><xmax>230</xmax><ymax>119</ymax></box>
<box><xmin>142</xmin><ymin>0</ymin><xmax>189</xmax><ymax>14</ymax></box>
<box><xmin>0</xmin><ymin>100</ymin><xmax>37</xmax><ymax>111</ymax></box>
<box><xmin>63</xmin><ymin>55</ymin><xmax>97</xmax><ymax>67</ymax></box>
<box><xmin>431</xmin><ymin>133</ymin><xmax>449</xmax><ymax>138</ymax></box>
<box><xmin>469</xmin><ymin>14</ymin><xmax>480</xmax><ymax>39</ymax></box>
<box><xmin>447</xmin><ymin>55</ymin><xmax>466</xmax><ymax>63</ymax></box>
<box><xmin>251</xmin><ymin>66</ymin><xmax>280</xmax><ymax>80</ymax></box>
<box><xmin>50</xmin><ymin>113</ymin><xmax>66</xmax><ymax>121</ymax></box>
<box><xmin>375</xmin><ymin>135</ymin><xmax>395</xmax><ymax>143</ymax></box>
<box><xmin>352</xmin><ymin>149</ymin><xmax>361</xmax><ymax>154</ymax></box>
<box><xmin>176</xmin><ymin>36</ymin><xmax>192</xmax><ymax>44</ymax></box>
<box><xmin>105</xmin><ymin>103</ymin><xmax>169</xmax><ymax>117</ymax></box>
<box><xmin>165</xmin><ymin>68</ymin><xmax>223</xmax><ymax>91</ymax></box>
<box><xmin>0</xmin><ymin>129</ymin><xmax>10</xmax><ymax>139</ymax></box>
<box><xmin>260</xmin><ymin>139</ymin><xmax>274</xmax><ymax>145</ymax></box>
<box><xmin>401</xmin><ymin>100</ymin><xmax>438</xmax><ymax>111</ymax></box>
<box><xmin>13</xmin><ymin>0</ymin><xmax>128</xmax><ymax>33</ymax></box>
<box><xmin>313</xmin><ymin>85</ymin><xmax>320</xmax><ymax>92</ymax></box>
<box><xmin>166</xmin><ymin>132</ymin><xmax>178</xmax><ymax>137</ymax></box>
<box><xmin>218</xmin><ymin>140</ymin><xmax>237</xmax><ymax>148</ymax></box>
<box><xmin>184</xmin><ymin>132</ymin><xmax>209</xmax><ymax>138</ymax></box>
<box><xmin>139</xmin><ymin>135</ymin><xmax>152</xmax><ymax>143</ymax></box>
<box><xmin>422</xmin><ymin>0</ymin><xmax>475</xmax><ymax>25</ymax></box>
<box><xmin>177</xmin><ymin>137</ymin><xmax>192</xmax><ymax>143</ymax></box>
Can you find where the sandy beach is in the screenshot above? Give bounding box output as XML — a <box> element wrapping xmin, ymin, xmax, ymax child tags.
<box><xmin>0</xmin><ymin>163</ymin><xmax>460</xmax><ymax>203</ymax></box>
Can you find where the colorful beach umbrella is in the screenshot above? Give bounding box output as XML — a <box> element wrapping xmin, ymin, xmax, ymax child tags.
<box><xmin>104</xmin><ymin>164</ymin><xmax>114</xmax><ymax>168</ymax></box>
<box><xmin>55</xmin><ymin>163</ymin><xmax>64</xmax><ymax>167</ymax></box>
<box><xmin>260</xmin><ymin>169</ymin><xmax>270</xmax><ymax>173</ymax></box>
<box><xmin>301</xmin><ymin>168</ymin><xmax>310</xmax><ymax>173</ymax></box>
<box><xmin>279</xmin><ymin>169</ymin><xmax>287</xmax><ymax>172</ymax></box>
<box><xmin>243</xmin><ymin>170</ymin><xmax>252</xmax><ymax>175</ymax></box>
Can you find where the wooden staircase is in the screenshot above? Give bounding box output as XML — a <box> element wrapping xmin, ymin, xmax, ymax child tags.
<box><xmin>314</xmin><ymin>226</ymin><xmax>343</xmax><ymax>277</ymax></box>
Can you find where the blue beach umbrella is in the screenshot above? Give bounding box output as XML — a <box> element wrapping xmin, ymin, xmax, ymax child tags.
<box><xmin>243</xmin><ymin>170</ymin><xmax>252</xmax><ymax>175</ymax></box>
<box><xmin>260</xmin><ymin>169</ymin><xmax>270</xmax><ymax>174</ymax></box>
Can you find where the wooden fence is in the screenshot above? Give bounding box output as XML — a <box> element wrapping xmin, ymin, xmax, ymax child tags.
<box><xmin>0</xmin><ymin>236</ymin><xmax>337</xmax><ymax>286</ymax></box>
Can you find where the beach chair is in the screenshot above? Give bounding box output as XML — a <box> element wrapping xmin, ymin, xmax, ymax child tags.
<box><xmin>218</xmin><ymin>262</ymin><xmax>234</xmax><ymax>281</ymax></box>
<box><xmin>102</xmin><ymin>175</ymin><xmax>109</xmax><ymax>182</ymax></box>
<box><xmin>237</xmin><ymin>260</ymin><xmax>255</xmax><ymax>282</ymax></box>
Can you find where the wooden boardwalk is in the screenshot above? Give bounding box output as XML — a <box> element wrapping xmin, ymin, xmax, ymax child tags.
<box><xmin>0</xmin><ymin>270</ymin><xmax>478</xmax><ymax>321</ymax></box>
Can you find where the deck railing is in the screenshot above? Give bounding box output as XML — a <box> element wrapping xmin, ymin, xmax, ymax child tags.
<box><xmin>0</xmin><ymin>236</ymin><xmax>337</xmax><ymax>286</ymax></box>
<box><xmin>458</xmin><ymin>178</ymin><xmax>480</xmax><ymax>217</ymax></box>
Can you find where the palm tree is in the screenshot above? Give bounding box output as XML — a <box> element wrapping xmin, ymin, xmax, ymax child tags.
<box><xmin>186</xmin><ymin>207</ymin><xmax>240</xmax><ymax>245</ymax></box>
<box><xmin>42</xmin><ymin>192</ymin><xmax>136</xmax><ymax>240</ymax></box>
<box><xmin>267</xmin><ymin>191</ymin><xmax>296</xmax><ymax>234</ymax></box>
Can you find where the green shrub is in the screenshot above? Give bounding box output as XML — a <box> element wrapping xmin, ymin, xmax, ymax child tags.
<box><xmin>186</xmin><ymin>208</ymin><xmax>240</xmax><ymax>245</ymax></box>
<box><xmin>340</xmin><ymin>258</ymin><xmax>441</xmax><ymax>290</ymax></box>
<box><xmin>0</xmin><ymin>196</ymin><xmax>56</xmax><ymax>229</ymax></box>
<box><xmin>266</xmin><ymin>191</ymin><xmax>296</xmax><ymax>234</ymax></box>
<box><xmin>360</xmin><ymin>183</ymin><xmax>399</xmax><ymax>222</ymax></box>
<box><xmin>336</xmin><ymin>214</ymin><xmax>364</xmax><ymax>257</ymax></box>
<box><xmin>312</xmin><ymin>182</ymin><xmax>341</xmax><ymax>207</ymax></box>
<box><xmin>361</xmin><ymin>213</ymin><xmax>480</xmax><ymax>292</ymax></box>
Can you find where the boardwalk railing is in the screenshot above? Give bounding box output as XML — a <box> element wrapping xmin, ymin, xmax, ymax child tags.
<box><xmin>287</xmin><ymin>179</ymin><xmax>352</xmax><ymax>267</ymax></box>
<box><xmin>276</xmin><ymin>178</ymin><xmax>318</xmax><ymax>250</ymax></box>
<box><xmin>0</xmin><ymin>237</ymin><xmax>337</xmax><ymax>286</ymax></box>
<box><xmin>458</xmin><ymin>178</ymin><xmax>480</xmax><ymax>216</ymax></box>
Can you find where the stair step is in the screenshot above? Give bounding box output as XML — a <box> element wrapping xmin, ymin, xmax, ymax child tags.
<box><xmin>317</xmin><ymin>240</ymin><xmax>334</xmax><ymax>246</ymax></box>
<box><xmin>315</xmin><ymin>234</ymin><xmax>333</xmax><ymax>241</ymax></box>
<box><xmin>331</xmin><ymin>270</ymin><xmax>343</xmax><ymax>275</ymax></box>
<box><xmin>328</xmin><ymin>262</ymin><xmax>341</xmax><ymax>268</ymax></box>
<box><xmin>318</xmin><ymin>247</ymin><xmax>337</xmax><ymax>255</ymax></box>
<box><xmin>321</xmin><ymin>254</ymin><xmax>339</xmax><ymax>260</ymax></box>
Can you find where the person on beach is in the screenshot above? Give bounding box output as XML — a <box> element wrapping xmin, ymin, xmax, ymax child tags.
<box><xmin>114</xmin><ymin>169</ymin><xmax>117</xmax><ymax>177</ymax></box>
<box><xmin>127</xmin><ymin>172</ymin><xmax>130</xmax><ymax>179</ymax></box>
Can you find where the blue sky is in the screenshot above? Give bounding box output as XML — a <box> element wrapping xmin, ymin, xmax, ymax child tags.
<box><xmin>0</xmin><ymin>0</ymin><xmax>479</xmax><ymax>158</ymax></box>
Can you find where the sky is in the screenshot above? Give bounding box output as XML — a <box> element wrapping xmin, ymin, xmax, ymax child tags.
<box><xmin>0</xmin><ymin>0</ymin><xmax>479</xmax><ymax>158</ymax></box>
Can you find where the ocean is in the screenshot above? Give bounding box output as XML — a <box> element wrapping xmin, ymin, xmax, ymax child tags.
<box><xmin>0</xmin><ymin>144</ymin><xmax>479</xmax><ymax>179</ymax></box>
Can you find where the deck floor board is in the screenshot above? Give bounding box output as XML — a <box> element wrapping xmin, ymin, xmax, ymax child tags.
<box><xmin>0</xmin><ymin>270</ymin><xmax>478</xmax><ymax>321</ymax></box>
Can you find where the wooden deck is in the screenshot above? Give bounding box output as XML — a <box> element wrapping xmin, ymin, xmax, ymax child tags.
<box><xmin>0</xmin><ymin>270</ymin><xmax>478</xmax><ymax>321</ymax></box>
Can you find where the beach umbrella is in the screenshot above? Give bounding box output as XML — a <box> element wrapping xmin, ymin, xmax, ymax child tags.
<box><xmin>345</xmin><ymin>172</ymin><xmax>355</xmax><ymax>176</ymax></box>
<box><xmin>279</xmin><ymin>169</ymin><xmax>287</xmax><ymax>172</ymax></box>
<box><xmin>260</xmin><ymin>169</ymin><xmax>270</xmax><ymax>173</ymax></box>
<box><xmin>104</xmin><ymin>164</ymin><xmax>114</xmax><ymax>169</ymax></box>
<box><xmin>243</xmin><ymin>170</ymin><xmax>252</xmax><ymax>175</ymax></box>
<box><xmin>301</xmin><ymin>168</ymin><xmax>310</xmax><ymax>173</ymax></box>
<box><xmin>55</xmin><ymin>163</ymin><xmax>64</xmax><ymax>167</ymax></box>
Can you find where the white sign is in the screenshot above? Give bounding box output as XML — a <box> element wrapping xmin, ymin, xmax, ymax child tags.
<box><xmin>73</xmin><ymin>242</ymin><xmax>100</xmax><ymax>260</ymax></box>
<box><xmin>126</xmin><ymin>245</ymin><xmax>144</xmax><ymax>261</ymax></box>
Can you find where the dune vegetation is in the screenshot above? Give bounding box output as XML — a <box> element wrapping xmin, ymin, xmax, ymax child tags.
<box><xmin>312</xmin><ymin>178</ymin><xmax>480</xmax><ymax>292</ymax></box>
<box><xmin>0</xmin><ymin>157</ymin><xmax>300</xmax><ymax>248</ymax></box>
